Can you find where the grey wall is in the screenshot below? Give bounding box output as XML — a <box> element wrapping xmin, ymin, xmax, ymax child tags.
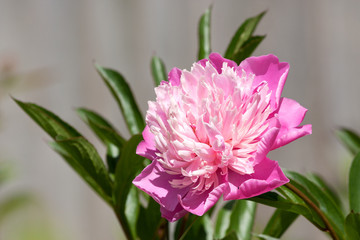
<box><xmin>1</xmin><ymin>0</ymin><xmax>360</xmax><ymax>239</ymax></box>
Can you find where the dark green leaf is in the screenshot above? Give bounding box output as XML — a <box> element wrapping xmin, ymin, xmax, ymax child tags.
<box><xmin>125</xmin><ymin>185</ymin><xmax>140</xmax><ymax>239</ymax></box>
<box><xmin>226</xmin><ymin>200</ymin><xmax>256</xmax><ymax>240</ymax></box>
<box><xmin>198</xmin><ymin>6</ymin><xmax>212</xmax><ymax>60</ymax></box>
<box><xmin>14</xmin><ymin>98</ymin><xmax>81</xmax><ymax>139</ymax></box>
<box><xmin>231</xmin><ymin>35</ymin><xmax>265</xmax><ymax>64</ymax></box>
<box><xmin>76</xmin><ymin>108</ymin><xmax>125</xmax><ymax>173</ymax></box>
<box><xmin>262</xmin><ymin>209</ymin><xmax>298</xmax><ymax>239</ymax></box>
<box><xmin>96</xmin><ymin>65</ymin><xmax>145</xmax><ymax>135</ymax></box>
<box><xmin>345</xmin><ymin>212</ymin><xmax>360</xmax><ymax>240</ymax></box>
<box><xmin>49</xmin><ymin>137</ymin><xmax>113</xmax><ymax>205</ymax></box>
<box><xmin>250</xmin><ymin>191</ymin><xmax>325</xmax><ymax>230</ymax></box>
<box><xmin>136</xmin><ymin>198</ymin><xmax>162</xmax><ymax>240</ymax></box>
<box><xmin>307</xmin><ymin>173</ymin><xmax>343</xmax><ymax>210</ymax></box>
<box><xmin>151</xmin><ymin>56</ymin><xmax>167</xmax><ymax>86</ymax></box>
<box><xmin>176</xmin><ymin>214</ymin><xmax>211</xmax><ymax>240</ymax></box>
<box><xmin>285</xmin><ymin>171</ymin><xmax>345</xmax><ymax>239</ymax></box>
<box><xmin>335</xmin><ymin>128</ymin><xmax>360</xmax><ymax>155</ymax></box>
<box><xmin>221</xmin><ymin>231</ymin><xmax>238</xmax><ymax>240</ymax></box>
<box><xmin>113</xmin><ymin>134</ymin><xmax>144</xmax><ymax>240</ymax></box>
<box><xmin>224</xmin><ymin>11</ymin><xmax>265</xmax><ymax>60</ymax></box>
<box><xmin>214</xmin><ymin>201</ymin><xmax>234</xmax><ymax>239</ymax></box>
<box><xmin>349</xmin><ymin>152</ymin><xmax>360</xmax><ymax>212</ymax></box>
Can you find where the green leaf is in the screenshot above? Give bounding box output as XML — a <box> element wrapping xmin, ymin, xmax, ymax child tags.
<box><xmin>125</xmin><ymin>185</ymin><xmax>140</xmax><ymax>239</ymax></box>
<box><xmin>224</xmin><ymin>11</ymin><xmax>265</xmax><ymax>60</ymax></box>
<box><xmin>221</xmin><ymin>231</ymin><xmax>238</xmax><ymax>240</ymax></box>
<box><xmin>49</xmin><ymin>137</ymin><xmax>113</xmax><ymax>205</ymax></box>
<box><xmin>253</xmin><ymin>233</ymin><xmax>279</xmax><ymax>240</ymax></box>
<box><xmin>307</xmin><ymin>173</ymin><xmax>343</xmax><ymax>210</ymax></box>
<box><xmin>231</xmin><ymin>35</ymin><xmax>265</xmax><ymax>64</ymax></box>
<box><xmin>76</xmin><ymin>108</ymin><xmax>125</xmax><ymax>173</ymax></box>
<box><xmin>96</xmin><ymin>65</ymin><xmax>145</xmax><ymax>135</ymax></box>
<box><xmin>250</xmin><ymin>191</ymin><xmax>325</xmax><ymax>230</ymax></box>
<box><xmin>177</xmin><ymin>214</ymin><xmax>212</xmax><ymax>240</ymax></box>
<box><xmin>345</xmin><ymin>212</ymin><xmax>360</xmax><ymax>240</ymax></box>
<box><xmin>214</xmin><ymin>201</ymin><xmax>234</xmax><ymax>239</ymax></box>
<box><xmin>262</xmin><ymin>209</ymin><xmax>298</xmax><ymax>239</ymax></box>
<box><xmin>113</xmin><ymin>134</ymin><xmax>144</xmax><ymax>240</ymax></box>
<box><xmin>226</xmin><ymin>200</ymin><xmax>256</xmax><ymax>240</ymax></box>
<box><xmin>285</xmin><ymin>171</ymin><xmax>345</xmax><ymax>239</ymax></box>
<box><xmin>349</xmin><ymin>152</ymin><xmax>360</xmax><ymax>213</ymax></box>
<box><xmin>151</xmin><ymin>56</ymin><xmax>167</xmax><ymax>86</ymax></box>
<box><xmin>136</xmin><ymin>198</ymin><xmax>162</xmax><ymax>240</ymax></box>
<box><xmin>0</xmin><ymin>193</ymin><xmax>33</xmax><ymax>224</ymax></box>
<box><xmin>335</xmin><ymin>128</ymin><xmax>360</xmax><ymax>155</ymax></box>
<box><xmin>198</xmin><ymin>6</ymin><xmax>212</xmax><ymax>60</ymax></box>
<box><xmin>14</xmin><ymin>98</ymin><xmax>81</xmax><ymax>139</ymax></box>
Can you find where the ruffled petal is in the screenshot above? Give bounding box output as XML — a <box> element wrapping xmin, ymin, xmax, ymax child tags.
<box><xmin>133</xmin><ymin>161</ymin><xmax>189</xmax><ymax>212</ymax></box>
<box><xmin>223</xmin><ymin>157</ymin><xmax>289</xmax><ymax>200</ymax></box>
<box><xmin>136</xmin><ymin>126</ymin><xmax>158</xmax><ymax>161</ymax></box>
<box><xmin>160</xmin><ymin>204</ymin><xmax>188</xmax><ymax>222</ymax></box>
<box><xmin>271</xmin><ymin>97</ymin><xmax>312</xmax><ymax>150</ymax></box>
<box><xmin>239</xmin><ymin>54</ymin><xmax>289</xmax><ymax>110</ymax></box>
<box><xmin>209</xmin><ymin>52</ymin><xmax>238</xmax><ymax>74</ymax></box>
<box><xmin>254</xmin><ymin>124</ymin><xmax>280</xmax><ymax>165</ymax></box>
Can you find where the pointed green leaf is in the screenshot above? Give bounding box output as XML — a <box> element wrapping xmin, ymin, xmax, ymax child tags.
<box><xmin>151</xmin><ymin>56</ymin><xmax>167</xmax><ymax>86</ymax></box>
<box><xmin>125</xmin><ymin>185</ymin><xmax>140</xmax><ymax>239</ymax></box>
<box><xmin>49</xmin><ymin>137</ymin><xmax>113</xmax><ymax>205</ymax></box>
<box><xmin>349</xmin><ymin>152</ymin><xmax>360</xmax><ymax>212</ymax></box>
<box><xmin>253</xmin><ymin>233</ymin><xmax>279</xmax><ymax>240</ymax></box>
<box><xmin>307</xmin><ymin>173</ymin><xmax>342</xmax><ymax>210</ymax></box>
<box><xmin>262</xmin><ymin>209</ymin><xmax>298</xmax><ymax>239</ymax></box>
<box><xmin>225</xmin><ymin>11</ymin><xmax>265</xmax><ymax>60</ymax></box>
<box><xmin>335</xmin><ymin>128</ymin><xmax>360</xmax><ymax>155</ymax></box>
<box><xmin>96</xmin><ymin>65</ymin><xmax>145</xmax><ymax>135</ymax></box>
<box><xmin>345</xmin><ymin>212</ymin><xmax>360</xmax><ymax>240</ymax></box>
<box><xmin>232</xmin><ymin>35</ymin><xmax>265</xmax><ymax>64</ymax></box>
<box><xmin>177</xmin><ymin>214</ymin><xmax>212</xmax><ymax>240</ymax></box>
<box><xmin>77</xmin><ymin>108</ymin><xmax>125</xmax><ymax>173</ymax></box>
<box><xmin>136</xmin><ymin>198</ymin><xmax>162</xmax><ymax>240</ymax></box>
<box><xmin>214</xmin><ymin>201</ymin><xmax>234</xmax><ymax>239</ymax></box>
<box><xmin>226</xmin><ymin>200</ymin><xmax>256</xmax><ymax>240</ymax></box>
<box><xmin>198</xmin><ymin>6</ymin><xmax>212</xmax><ymax>60</ymax></box>
<box><xmin>14</xmin><ymin>98</ymin><xmax>81</xmax><ymax>139</ymax></box>
<box><xmin>113</xmin><ymin>134</ymin><xmax>144</xmax><ymax>240</ymax></box>
<box><xmin>285</xmin><ymin>171</ymin><xmax>345</xmax><ymax>239</ymax></box>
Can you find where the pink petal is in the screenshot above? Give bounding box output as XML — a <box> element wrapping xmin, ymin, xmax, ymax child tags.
<box><xmin>271</xmin><ymin>97</ymin><xmax>312</xmax><ymax>150</ymax></box>
<box><xmin>223</xmin><ymin>157</ymin><xmax>289</xmax><ymax>200</ymax></box>
<box><xmin>178</xmin><ymin>172</ymin><xmax>227</xmax><ymax>216</ymax></box>
<box><xmin>239</xmin><ymin>54</ymin><xmax>289</xmax><ymax>110</ymax></box>
<box><xmin>197</xmin><ymin>58</ymin><xmax>208</xmax><ymax>68</ymax></box>
<box><xmin>160</xmin><ymin>204</ymin><xmax>187</xmax><ymax>222</ymax></box>
<box><xmin>136</xmin><ymin>126</ymin><xmax>157</xmax><ymax>161</ymax></box>
<box><xmin>209</xmin><ymin>52</ymin><xmax>238</xmax><ymax>74</ymax></box>
<box><xmin>168</xmin><ymin>67</ymin><xmax>182</xmax><ymax>86</ymax></box>
<box><xmin>254</xmin><ymin>124</ymin><xmax>280</xmax><ymax>165</ymax></box>
<box><xmin>133</xmin><ymin>161</ymin><xmax>189</xmax><ymax>212</ymax></box>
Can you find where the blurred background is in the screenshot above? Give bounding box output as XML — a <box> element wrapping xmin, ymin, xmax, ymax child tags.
<box><xmin>1</xmin><ymin>0</ymin><xmax>360</xmax><ymax>239</ymax></box>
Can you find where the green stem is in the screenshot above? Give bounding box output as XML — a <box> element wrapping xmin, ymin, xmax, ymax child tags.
<box><xmin>114</xmin><ymin>211</ymin><xmax>133</xmax><ymax>240</ymax></box>
<box><xmin>284</xmin><ymin>183</ymin><xmax>339</xmax><ymax>240</ymax></box>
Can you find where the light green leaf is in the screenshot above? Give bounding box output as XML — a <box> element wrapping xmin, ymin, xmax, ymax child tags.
<box><xmin>49</xmin><ymin>137</ymin><xmax>113</xmax><ymax>205</ymax></box>
<box><xmin>14</xmin><ymin>98</ymin><xmax>81</xmax><ymax>139</ymax></box>
<box><xmin>349</xmin><ymin>152</ymin><xmax>360</xmax><ymax>213</ymax></box>
<box><xmin>253</xmin><ymin>233</ymin><xmax>279</xmax><ymax>240</ymax></box>
<box><xmin>151</xmin><ymin>56</ymin><xmax>167</xmax><ymax>86</ymax></box>
<box><xmin>214</xmin><ymin>201</ymin><xmax>234</xmax><ymax>239</ymax></box>
<box><xmin>0</xmin><ymin>193</ymin><xmax>33</xmax><ymax>224</ymax></box>
<box><xmin>345</xmin><ymin>212</ymin><xmax>360</xmax><ymax>240</ymax></box>
<box><xmin>335</xmin><ymin>128</ymin><xmax>360</xmax><ymax>155</ymax></box>
<box><xmin>226</xmin><ymin>200</ymin><xmax>256</xmax><ymax>240</ymax></box>
<box><xmin>96</xmin><ymin>65</ymin><xmax>145</xmax><ymax>135</ymax></box>
<box><xmin>224</xmin><ymin>11</ymin><xmax>265</xmax><ymax>60</ymax></box>
<box><xmin>262</xmin><ymin>209</ymin><xmax>298</xmax><ymax>239</ymax></box>
<box><xmin>198</xmin><ymin>6</ymin><xmax>212</xmax><ymax>60</ymax></box>
<box><xmin>113</xmin><ymin>134</ymin><xmax>144</xmax><ymax>240</ymax></box>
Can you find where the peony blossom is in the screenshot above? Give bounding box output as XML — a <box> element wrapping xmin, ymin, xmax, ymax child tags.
<box><xmin>133</xmin><ymin>53</ymin><xmax>312</xmax><ymax>222</ymax></box>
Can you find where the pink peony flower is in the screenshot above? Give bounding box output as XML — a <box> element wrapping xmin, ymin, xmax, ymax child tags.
<box><xmin>133</xmin><ymin>53</ymin><xmax>312</xmax><ymax>221</ymax></box>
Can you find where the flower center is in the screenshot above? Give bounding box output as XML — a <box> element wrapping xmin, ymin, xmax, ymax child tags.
<box><xmin>147</xmin><ymin>62</ymin><xmax>271</xmax><ymax>193</ymax></box>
